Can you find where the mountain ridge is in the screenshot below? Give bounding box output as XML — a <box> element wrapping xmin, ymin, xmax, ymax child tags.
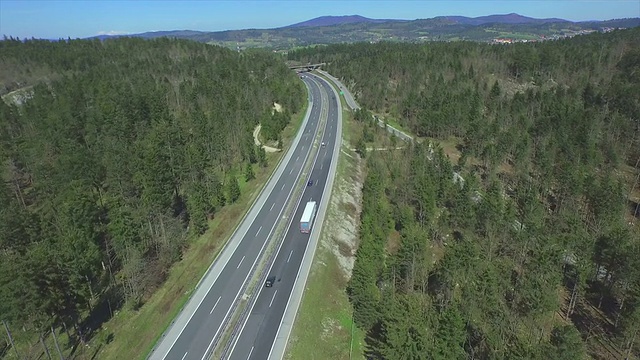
<box><xmin>283</xmin><ymin>15</ymin><xmax>405</xmax><ymax>28</ymax></box>
<box><xmin>435</xmin><ymin>13</ymin><xmax>568</xmax><ymax>25</ymax></box>
<box><xmin>84</xmin><ymin>13</ymin><xmax>639</xmax><ymax>50</ymax></box>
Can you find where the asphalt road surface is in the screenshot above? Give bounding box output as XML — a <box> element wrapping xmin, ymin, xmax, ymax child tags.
<box><xmin>149</xmin><ymin>73</ymin><xmax>329</xmax><ymax>360</ymax></box>
<box><xmin>226</xmin><ymin>74</ymin><xmax>341</xmax><ymax>360</ymax></box>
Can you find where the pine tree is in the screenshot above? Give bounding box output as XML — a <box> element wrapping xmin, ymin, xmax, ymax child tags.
<box><xmin>226</xmin><ymin>176</ymin><xmax>241</xmax><ymax>203</ymax></box>
<box><xmin>244</xmin><ymin>162</ymin><xmax>255</xmax><ymax>182</ymax></box>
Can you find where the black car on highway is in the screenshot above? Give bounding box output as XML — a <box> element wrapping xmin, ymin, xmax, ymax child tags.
<box><xmin>265</xmin><ymin>275</ymin><xmax>276</xmax><ymax>287</ymax></box>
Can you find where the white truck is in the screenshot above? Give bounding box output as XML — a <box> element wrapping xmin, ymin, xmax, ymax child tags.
<box><xmin>299</xmin><ymin>201</ymin><xmax>317</xmax><ymax>234</ymax></box>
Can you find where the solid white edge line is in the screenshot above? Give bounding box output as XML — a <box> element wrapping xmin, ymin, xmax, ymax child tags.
<box><xmin>266</xmin><ymin>72</ymin><xmax>342</xmax><ymax>360</ymax></box>
<box><xmin>226</xmin><ymin>76</ymin><xmax>328</xmax><ymax>359</ymax></box>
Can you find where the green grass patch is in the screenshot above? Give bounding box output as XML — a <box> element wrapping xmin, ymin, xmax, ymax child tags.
<box><xmin>342</xmin><ymin>108</ymin><xmax>355</xmax><ymax>145</ymax></box>
<box><xmin>85</xmin><ymin>104</ymin><xmax>308</xmax><ymax>360</ymax></box>
<box><xmin>285</xmin><ymin>251</ymin><xmax>365</xmax><ymax>360</ymax></box>
<box><xmin>375</xmin><ymin>113</ymin><xmax>411</xmax><ymax>136</ymax></box>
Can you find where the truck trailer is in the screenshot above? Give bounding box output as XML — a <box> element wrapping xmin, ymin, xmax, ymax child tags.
<box><xmin>299</xmin><ymin>201</ymin><xmax>317</xmax><ymax>233</ymax></box>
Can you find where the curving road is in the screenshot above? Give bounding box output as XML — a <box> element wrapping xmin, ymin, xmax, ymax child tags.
<box><xmin>225</xmin><ymin>74</ymin><xmax>341</xmax><ymax>360</ymax></box>
<box><xmin>148</xmin><ymin>73</ymin><xmax>333</xmax><ymax>360</ymax></box>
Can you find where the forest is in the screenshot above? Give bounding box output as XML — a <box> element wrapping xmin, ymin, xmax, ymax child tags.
<box><xmin>290</xmin><ymin>29</ymin><xmax>640</xmax><ymax>358</ymax></box>
<box><xmin>0</xmin><ymin>37</ymin><xmax>304</xmax><ymax>350</ymax></box>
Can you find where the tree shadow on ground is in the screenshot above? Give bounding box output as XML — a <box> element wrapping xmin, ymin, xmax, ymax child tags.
<box><xmin>0</xmin><ymin>342</ymin><xmax>8</xmax><ymax>358</ymax></box>
<box><xmin>627</xmin><ymin>199</ymin><xmax>639</xmax><ymax>219</ymax></box>
<box><xmin>569</xmin><ymin>296</ymin><xmax>623</xmax><ymax>360</ymax></box>
<box><xmin>585</xmin><ymin>280</ymin><xmax>620</xmax><ymax>321</ymax></box>
<box><xmin>362</xmin><ymin>321</ymin><xmax>384</xmax><ymax>360</ymax></box>
<box><xmin>77</xmin><ymin>285</ymin><xmax>124</xmax><ymax>346</ymax></box>
<box><xmin>66</xmin><ymin>286</ymin><xmax>120</xmax><ymax>359</ymax></box>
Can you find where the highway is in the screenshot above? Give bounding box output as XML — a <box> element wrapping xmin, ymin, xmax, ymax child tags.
<box><xmin>226</xmin><ymin>74</ymin><xmax>341</xmax><ymax>360</ymax></box>
<box><xmin>149</xmin><ymin>73</ymin><xmax>332</xmax><ymax>360</ymax></box>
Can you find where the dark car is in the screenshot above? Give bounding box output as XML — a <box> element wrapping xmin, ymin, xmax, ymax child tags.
<box><xmin>265</xmin><ymin>275</ymin><xmax>276</xmax><ymax>287</ymax></box>
<box><xmin>307</xmin><ymin>180</ymin><xmax>313</xmax><ymax>186</ymax></box>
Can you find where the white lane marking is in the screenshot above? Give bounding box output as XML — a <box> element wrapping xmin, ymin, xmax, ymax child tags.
<box><xmin>227</xmin><ymin>78</ymin><xmax>325</xmax><ymax>360</ymax></box>
<box><xmin>296</xmin><ymin>156</ymin><xmax>299</xmax><ymax>161</ymax></box>
<box><xmin>270</xmin><ymin>202</ymin><xmax>275</xmax><ymax>211</ymax></box>
<box><xmin>200</xmin><ymin>225</ymin><xmax>270</xmax><ymax>360</ymax></box>
<box><xmin>268</xmin><ymin>82</ymin><xmax>337</xmax><ymax>360</ymax></box>
<box><xmin>301</xmin><ymin>145</ymin><xmax>305</xmax><ymax>151</ymax></box>
<box><xmin>181</xmin><ymin>352</ymin><xmax>188</xmax><ymax>360</ymax></box>
<box><xmin>287</xmin><ymin>250</ymin><xmax>293</xmax><ymax>263</ymax></box>
<box><xmin>210</xmin><ymin>297</ymin><xmax>221</xmax><ymax>314</ymax></box>
<box><xmin>269</xmin><ymin>290</ymin><xmax>278</xmax><ymax>308</ymax></box>
<box><xmin>289</xmin><ymin>168</ymin><xmax>293</xmax><ymax>175</ymax></box>
<box><xmin>281</xmin><ymin>183</ymin><xmax>285</xmax><ymax>191</ymax></box>
<box><xmin>237</xmin><ymin>256</ymin><xmax>245</xmax><ymax>269</ymax></box>
<box><xmin>256</xmin><ymin>226</ymin><xmax>262</xmax><ymax>236</ymax></box>
<box><xmin>320</xmin><ymin>163</ymin><xmax>323</xmax><ymax>170</ymax></box>
<box><xmin>247</xmin><ymin>347</ymin><xmax>254</xmax><ymax>360</ymax></box>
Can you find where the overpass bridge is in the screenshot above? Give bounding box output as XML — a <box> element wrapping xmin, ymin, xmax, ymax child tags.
<box><xmin>289</xmin><ymin>63</ymin><xmax>326</xmax><ymax>72</ymax></box>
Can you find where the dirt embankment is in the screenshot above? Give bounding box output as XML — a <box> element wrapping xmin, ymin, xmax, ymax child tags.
<box><xmin>253</xmin><ymin>124</ymin><xmax>280</xmax><ymax>153</ymax></box>
<box><xmin>321</xmin><ymin>150</ymin><xmax>364</xmax><ymax>280</ymax></box>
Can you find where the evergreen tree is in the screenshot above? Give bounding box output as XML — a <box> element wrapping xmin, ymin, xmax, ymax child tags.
<box><xmin>226</xmin><ymin>176</ymin><xmax>241</xmax><ymax>203</ymax></box>
<box><xmin>245</xmin><ymin>162</ymin><xmax>255</xmax><ymax>182</ymax></box>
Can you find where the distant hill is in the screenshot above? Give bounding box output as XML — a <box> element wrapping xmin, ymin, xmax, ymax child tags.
<box><xmin>86</xmin><ymin>14</ymin><xmax>640</xmax><ymax>50</ymax></box>
<box><xmin>90</xmin><ymin>30</ymin><xmax>207</xmax><ymax>41</ymax></box>
<box><xmin>134</xmin><ymin>30</ymin><xmax>208</xmax><ymax>39</ymax></box>
<box><xmin>436</xmin><ymin>13</ymin><xmax>567</xmax><ymax>25</ymax></box>
<box><xmin>284</xmin><ymin>15</ymin><xmax>403</xmax><ymax>28</ymax></box>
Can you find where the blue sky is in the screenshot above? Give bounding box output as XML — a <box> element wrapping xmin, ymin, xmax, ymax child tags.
<box><xmin>1</xmin><ymin>0</ymin><xmax>638</xmax><ymax>39</ymax></box>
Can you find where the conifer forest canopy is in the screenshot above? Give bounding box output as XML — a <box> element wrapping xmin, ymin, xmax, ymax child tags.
<box><xmin>0</xmin><ymin>26</ymin><xmax>639</xmax><ymax>359</ymax></box>
<box><xmin>0</xmin><ymin>37</ymin><xmax>304</xmax><ymax>341</ymax></box>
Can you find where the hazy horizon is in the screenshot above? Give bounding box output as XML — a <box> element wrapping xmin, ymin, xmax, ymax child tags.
<box><xmin>1</xmin><ymin>0</ymin><xmax>638</xmax><ymax>39</ymax></box>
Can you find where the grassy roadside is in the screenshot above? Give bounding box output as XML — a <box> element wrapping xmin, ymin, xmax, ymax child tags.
<box><xmin>86</xmin><ymin>104</ymin><xmax>309</xmax><ymax>360</ymax></box>
<box><xmin>285</xmin><ymin>98</ymin><xmax>367</xmax><ymax>360</ymax></box>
